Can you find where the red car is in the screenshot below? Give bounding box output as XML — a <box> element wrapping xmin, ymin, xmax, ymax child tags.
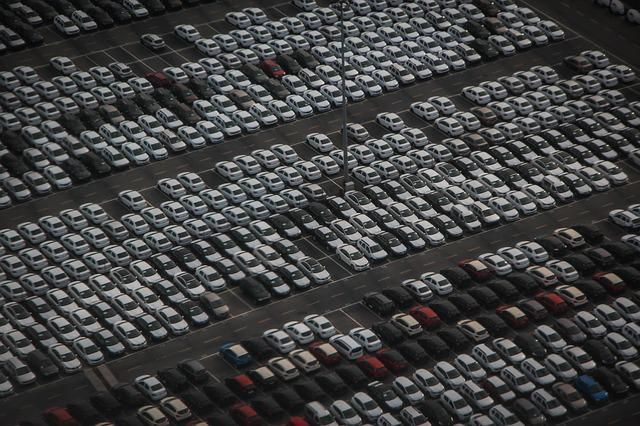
<box><xmin>593</xmin><ymin>272</ymin><xmax>626</xmax><ymax>294</ymax></box>
<box><xmin>225</xmin><ymin>374</ymin><xmax>257</xmax><ymax>398</ymax></box>
<box><xmin>376</xmin><ymin>348</ymin><xmax>409</xmax><ymax>374</ymax></box>
<box><xmin>308</xmin><ymin>342</ymin><xmax>341</xmax><ymax>366</ymax></box>
<box><xmin>231</xmin><ymin>403</ymin><xmax>264</xmax><ymax>426</ymax></box>
<box><xmin>287</xmin><ymin>417</ymin><xmax>310</xmax><ymax>426</ymax></box>
<box><xmin>42</xmin><ymin>407</ymin><xmax>78</xmax><ymax>426</ymax></box>
<box><xmin>145</xmin><ymin>71</ymin><xmax>171</xmax><ymax>88</ymax></box>
<box><xmin>534</xmin><ymin>291</ymin><xmax>568</xmax><ymax>315</ymax></box>
<box><xmin>408</xmin><ymin>306</ymin><xmax>441</xmax><ymax>329</ymax></box>
<box><xmin>495</xmin><ymin>305</ymin><xmax>529</xmax><ymax>329</ymax></box>
<box><xmin>356</xmin><ymin>355</ymin><xmax>389</xmax><ymax>379</ymax></box>
<box><xmin>260</xmin><ymin>59</ymin><xmax>285</xmax><ymax>78</ymax></box>
<box><xmin>459</xmin><ymin>259</ymin><xmax>492</xmax><ymax>281</ymax></box>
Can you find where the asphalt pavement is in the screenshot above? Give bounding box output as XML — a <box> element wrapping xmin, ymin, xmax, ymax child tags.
<box><xmin>2</xmin><ymin>0</ymin><xmax>640</xmax><ymax>425</ymax></box>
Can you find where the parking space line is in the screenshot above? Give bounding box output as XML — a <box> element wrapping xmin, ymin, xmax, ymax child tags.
<box><xmin>340</xmin><ymin>308</ymin><xmax>365</xmax><ymax>328</ymax></box>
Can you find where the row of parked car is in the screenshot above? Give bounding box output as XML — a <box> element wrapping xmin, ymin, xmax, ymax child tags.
<box><xmin>1</xmin><ymin>46</ymin><xmax>640</xmax><ymax>392</ymax></box>
<box><xmin>0</xmin><ymin>0</ymin><xmax>567</xmax><ymax>208</ymax></box>
<box><xmin>30</xmin><ymin>220</ymin><xmax>640</xmax><ymax>426</ymax></box>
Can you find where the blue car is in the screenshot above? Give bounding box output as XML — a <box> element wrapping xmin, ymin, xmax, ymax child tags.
<box><xmin>219</xmin><ymin>343</ymin><xmax>253</xmax><ymax>367</ymax></box>
<box><xmin>574</xmin><ymin>374</ymin><xmax>609</xmax><ymax>404</ymax></box>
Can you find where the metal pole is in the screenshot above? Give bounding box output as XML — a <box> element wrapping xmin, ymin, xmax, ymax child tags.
<box><xmin>340</xmin><ymin>0</ymin><xmax>351</xmax><ymax>195</ymax></box>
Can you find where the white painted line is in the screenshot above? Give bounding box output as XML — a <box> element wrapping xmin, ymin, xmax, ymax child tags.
<box><xmin>340</xmin><ymin>308</ymin><xmax>364</xmax><ymax>328</ymax></box>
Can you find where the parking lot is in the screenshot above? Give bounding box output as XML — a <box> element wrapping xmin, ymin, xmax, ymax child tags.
<box><xmin>2</xmin><ymin>0</ymin><xmax>640</xmax><ymax>425</ymax></box>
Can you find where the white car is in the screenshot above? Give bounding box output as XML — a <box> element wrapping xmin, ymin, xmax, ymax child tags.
<box><xmin>420</xmin><ymin>272</ymin><xmax>453</xmax><ymax>295</ymax></box>
<box><xmin>478</xmin><ymin>253</ymin><xmax>512</xmax><ymax>276</ymax></box>
<box><xmin>336</xmin><ymin>244</ymin><xmax>370</xmax><ymax>271</ymax></box>
<box><xmin>263</xmin><ymin>328</ymin><xmax>296</xmax><ymax>353</ymax></box>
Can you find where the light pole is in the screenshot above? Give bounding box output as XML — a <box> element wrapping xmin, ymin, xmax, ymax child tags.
<box><xmin>339</xmin><ymin>0</ymin><xmax>353</xmax><ymax>195</ymax></box>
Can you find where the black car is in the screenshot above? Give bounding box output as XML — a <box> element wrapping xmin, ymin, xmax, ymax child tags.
<box><xmin>50</xmin><ymin>0</ymin><xmax>76</xmax><ymax>15</ymax></box>
<box><xmin>602</xmin><ymin>242</ymin><xmax>636</xmax><ymax>263</ymax></box>
<box><xmin>239</xmin><ymin>277</ymin><xmax>271</xmax><ymax>305</ymax></box>
<box><xmin>174</xmin><ymin>103</ymin><xmax>199</xmax><ymax>125</ymax></box>
<box><xmin>470</xmin><ymin>38</ymin><xmax>499</xmax><ymax>59</ymax></box>
<box><xmin>189</xmin><ymin>79</ymin><xmax>215</xmax><ymax>99</ymax></box>
<box><xmin>564</xmin><ymin>254</ymin><xmax>597</xmax><ymax>275</ymax></box>
<box><xmin>153</xmin><ymin>280</ymin><xmax>183</xmax><ymax>304</ymax></box>
<box><xmin>160</xmin><ymin>0</ymin><xmax>183</xmax><ymax>10</ymax></box>
<box><xmin>367</xmin><ymin>381</ymin><xmax>403</xmax><ymax>413</ymax></box>
<box><xmin>307</xmin><ymin>202</ymin><xmax>337</xmax><ymax>224</ymax></box>
<box><xmin>448</xmin><ymin>293</ymin><xmax>480</xmax><ymax>314</ymax></box>
<box><xmin>273</xmin><ymin>240</ymin><xmax>303</xmax><ymax>263</ymax></box>
<box><xmin>486</xmin><ymin>279</ymin><xmax>519</xmax><ymax>301</ymax></box>
<box><xmin>136</xmin><ymin>314</ymin><xmax>168</xmax><ymax>340</ymax></box>
<box><xmin>374</xmin><ymin>232</ymin><xmax>407</xmax><ymax>256</ymax></box>
<box><xmin>111</xmin><ymin>383</ymin><xmax>146</xmax><ymax>407</ymax></box>
<box><xmin>230</xmin><ymin>226</ymin><xmax>260</xmax><ymax>249</ymax></box>
<box><xmin>506</xmin><ymin>273</ymin><xmax>539</xmax><ymax>295</ymax></box>
<box><xmin>431</xmin><ymin>214</ymin><xmax>462</xmax><ymax>239</ymax></box>
<box><xmin>292</xmin><ymin>49</ymin><xmax>319</xmax><ymax>69</ymax></box>
<box><xmin>210</xmin><ymin>234</ymin><xmax>240</xmax><ymax>256</ymax></box>
<box><xmin>154</xmin><ymin>87</ymin><xmax>178</xmax><ymax>105</ymax></box>
<box><xmin>61</xmin><ymin>158</ymin><xmax>92</xmax><ymax>182</ymax></box>
<box><xmin>362</xmin><ymin>291</ymin><xmax>395</xmax><ymax>316</ymax></box>
<box><xmin>90</xmin><ymin>391</ymin><xmax>122</xmax><ymax>416</ymax></box>
<box><xmin>288</xmin><ymin>208</ymin><xmax>317</xmax><ymax>230</ymax></box>
<box><xmin>583</xmin><ymin>340</ymin><xmax>617</xmax><ymax>366</ymax></box>
<box><xmin>396</xmin><ymin>341</ymin><xmax>429</xmax><ymax>366</ymax></box>
<box><xmin>177</xmin><ymin>359</ymin><xmax>208</xmax><ymax>383</ymax></box>
<box><xmin>424</xmin><ymin>192</ymin><xmax>451</xmax><ymax>213</ymax></box>
<box><xmin>585</xmin><ymin>247</ymin><xmax>616</xmax><ymax>268</ymax></box>
<box><xmin>468</xmin><ymin>287</ymin><xmax>500</xmax><ymax>309</ymax></box>
<box><xmin>555</xmin><ymin>318</ymin><xmax>587</xmax><ymax>345</ymax></box>
<box><xmin>417</xmin><ymin>335</ymin><xmax>450</xmax><ymax>360</ymax></box>
<box><xmin>429</xmin><ymin>300</ymin><xmax>461</xmax><ymax>323</ymax></box>
<box><xmin>382</xmin><ymin>287</ymin><xmax>413</xmax><ymax>309</ymax></box>
<box><xmin>178</xmin><ymin>300</ymin><xmax>209</xmax><ymax>327</ymax></box>
<box><xmin>115</xmin><ymin>99</ymin><xmax>143</xmax><ymax>121</ymax></box>
<box><xmin>573</xmin><ymin>279</ymin><xmax>607</xmax><ymax>302</ymax></box>
<box><xmin>477</xmin><ymin>314</ymin><xmax>508</xmax><ymax>336</ymax></box>
<box><xmin>418</xmin><ymin>400</ymin><xmax>454</xmax><ymax>426</ymax></box>
<box><xmin>3</xmin><ymin>131</ymin><xmax>28</xmax><ymax>154</ymax></box>
<box><xmin>463</xmin><ymin>20</ymin><xmax>491</xmax><ymax>39</ymax></box>
<box><xmin>315</xmin><ymin>372</ymin><xmax>349</xmax><ymax>398</ymax></box>
<box><xmin>513</xmin><ymin>333</ymin><xmax>546</xmax><ymax>359</ymax></box>
<box><xmin>66</xmin><ymin>403</ymin><xmax>102</xmax><ymax>425</ymax></box>
<box><xmin>241</xmin><ymin>337</ymin><xmax>275</xmax><ymax>361</ymax></box>
<box><xmin>395</xmin><ymin>226</ymin><xmax>426</xmax><ymax>250</ymax></box>
<box><xmin>269</xmin><ymin>214</ymin><xmax>300</xmax><ymax>238</ymax></box>
<box><xmin>170</xmin><ymin>83</ymin><xmax>197</xmax><ymax>104</ymax></box>
<box><xmin>0</xmin><ymin>153</ymin><xmax>28</xmax><ymax>176</ymax></box>
<box><xmin>440</xmin><ymin>267</ymin><xmax>473</xmax><ymax>288</ymax></box>
<box><xmin>511</xmin><ymin>398</ymin><xmax>546</xmax><ymax>426</ymax></box>
<box><xmin>26</xmin><ymin>350</ymin><xmax>59</xmax><ymax>378</ymax></box>
<box><xmin>592</xmin><ymin>367</ymin><xmax>629</xmax><ymax>396</ymax></box>
<box><xmin>59</xmin><ymin>113</ymin><xmax>87</xmax><ymax>134</ymax></box>
<box><xmin>149</xmin><ymin>253</ymin><xmax>179</xmax><ymax>277</ymax></box>
<box><xmin>85</xmin><ymin>6</ymin><xmax>115</xmax><ymax>28</ymax></box>
<box><xmin>251</xmin><ymin>395</ymin><xmax>285</xmax><ymax>421</ymax></box>
<box><xmin>170</xmin><ymin>246</ymin><xmax>201</xmax><ymax>271</ymax></box>
<box><xmin>437</xmin><ymin>328</ymin><xmax>469</xmax><ymax>351</ymax></box>
<box><xmin>93</xmin><ymin>329</ymin><xmax>126</xmax><ymax>357</ymax></box>
<box><xmin>140</xmin><ymin>0</ymin><xmax>166</xmax><ymax>14</ymax></box>
<box><xmin>517</xmin><ymin>299</ymin><xmax>548</xmax><ymax>322</ymax></box>
<box><xmin>372</xmin><ymin>321</ymin><xmax>405</xmax><ymax>346</ymax></box>
<box><xmin>272</xmin><ymin>386</ymin><xmax>306</xmax><ymax>412</ymax></box>
<box><xmin>277</xmin><ymin>54</ymin><xmax>302</xmax><ymax>74</ymax></box>
<box><xmin>157</xmin><ymin>367</ymin><xmax>189</xmax><ymax>392</ymax></box>
<box><xmin>180</xmin><ymin>389</ymin><xmax>215</xmax><ymax>415</ymax></box>
<box><xmin>102</xmin><ymin>3</ymin><xmax>132</xmax><ymax>24</ymax></box>
<box><xmin>336</xmin><ymin>364</ymin><xmax>368</xmax><ymax>389</ymax></box>
<box><xmin>134</xmin><ymin>94</ymin><xmax>161</xmax><ymax>115</ymax></box>
<box><xmin>202</xmin><ymin>382</ymin><xmax>238</xmax><ymax>408</ymax></box>
<box><xmin>293</xmin><ymin>378</ymin><xmax>328</xmax><ymax>402</ymax></box>
<box><xmin>79</xmin><ymin>152</ymin><xmax>112</xmax><ymax>176</ymax></box>
<box><xmin>240</xmin><ymin>63</ymin><xmax>269</xmax><ymax>84</ymax></box>
<box><xmin>257</xmin><ymin>271</ymin><xmax>290</xmax><ymax>297</ymax></box>
<box><xmin>263</xmin><ymin>78</ymin><xmax>290</xmax><ymax>100</ymax></box>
